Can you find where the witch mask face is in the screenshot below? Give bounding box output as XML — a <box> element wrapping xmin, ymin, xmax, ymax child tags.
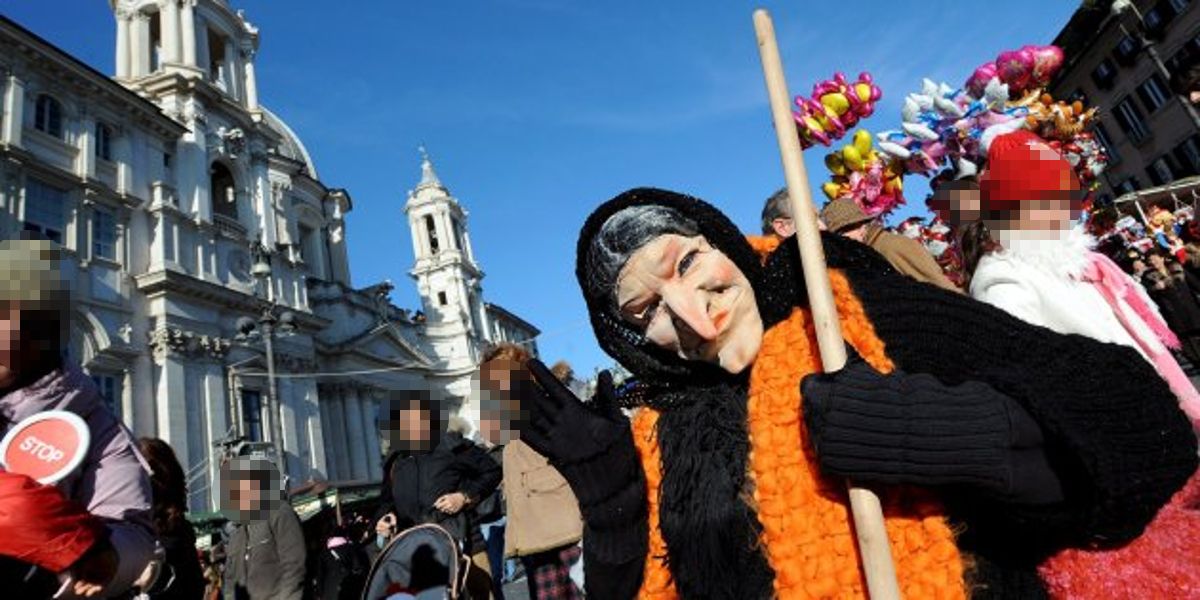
<box><xmin>616</xmin><ymin>233</ymin><xmax>763</xmax><ymax>374</ymax></box>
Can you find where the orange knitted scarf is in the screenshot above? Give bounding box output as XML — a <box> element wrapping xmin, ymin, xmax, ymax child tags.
<box><xmin>630</xmin><ymin>268</ymin><xmax>967</xmax><ymax>599</ymax></box>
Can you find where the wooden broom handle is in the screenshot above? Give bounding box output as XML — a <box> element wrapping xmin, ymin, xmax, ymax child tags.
<box><xmin>753</xmin><ymin>9</ymin><xmax>901</xmax><ymax>599</ymax></box>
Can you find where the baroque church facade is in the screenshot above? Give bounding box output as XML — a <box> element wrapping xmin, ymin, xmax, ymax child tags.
<box><xmin>0</xmin><ymin>1</ymin><xmax>537</xmax><ymax>510</ymax></box>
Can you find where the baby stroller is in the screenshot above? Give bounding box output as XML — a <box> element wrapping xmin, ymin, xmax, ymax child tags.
<box><xmin>362</xmin><ymin>523</ymin><xmax>473</xmax><ymax>600</ymax></box>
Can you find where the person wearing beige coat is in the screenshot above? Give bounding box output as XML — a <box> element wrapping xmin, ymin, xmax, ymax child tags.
<box><xmin>502</xmin><ymin>440</ymin><xmax>583</xmax><ymax>558</ymax></box>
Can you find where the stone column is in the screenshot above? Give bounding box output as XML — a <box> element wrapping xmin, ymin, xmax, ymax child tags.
<box><xmin>242</xmin><ymin>45</ymin><xmax>259</xmax><ymax>111</ymax></box>
<box><xmin>115</xmin><ymin>12</ymin><xmax>132</xmax><ymax>78</ymax></box>
<box><xmin>2</xmin><ymin>75</ymin><xmax>24</xmax><ymax>147</ymax></box>
<box><xmin>196</xmin><ymin>17</ymin><xmax>211</xmax><ymax>77</ymax></box>
<box><xmin>277</xmin><ymin>371</ymin><xmax>303</xmax><ymax>482</ymax></box>
<box><xmin>304</xmin><ymin>380</ymin><xmax>327</xmax><ymax>479</ymax></box>
<box><xmin>180</xmin><ymin>0</ymin><xmax>196</xmax><ymax>67</ymax></box>
<box><xmin>152</xmin><ymin>331</ymin><xmax>190</xmax><ymax>474</ymax></box>
<box><xmin>408</xmin><ymin>218</ymin><xmax>424</xmax><ymax>261</ymax></box>
<box><xmin>132</xmin><ymin>13</ymin><xmax>151</xmax><ymax>77</ymax></box>
<box><xmin>79</xmin><ymin>114</ymin><xmax>96</xmax><ymax>180</ymax></box>
<box><xmin>326</xmin><ymin>393</ymin><xmax>350</xmax><ymax>481</ymax></box>
<box><xmin>160</xmin><ymin>0</ymin><xmax>181</xmax><ymax>65</ymax></box>
<box><xmin>343</xmin><ymin>386</ymin><xmax>368</xmax><ymax>480</ymax></box>
<box><xmin>202</xmin><ymin>359</ymin><xmax>227</xmax><ymax>511</ymax></box>
<box><xmin>252</xmin><ymin>160</ymin><xmax>276</xmax><ymax>245</ymax></box>
<box><xmin>359</xmin><ymin>391</ymin><xmax>383</xmax><ymax>480</ymax></box>
<box><xmin>222</xmin><ymin>39</ymin><xmax>236</xmax><ymax>95</ymax></box>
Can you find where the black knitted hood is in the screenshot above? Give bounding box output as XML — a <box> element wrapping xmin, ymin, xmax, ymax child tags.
<box><xmin>575</xmin><ymin>188</ymin><xmax>770</xmax><ymax>389</ymax></box>
<box><xmin>575</xmin><ymin>187</ymin><xmax>895</xmax><ymax>393</ymax></box>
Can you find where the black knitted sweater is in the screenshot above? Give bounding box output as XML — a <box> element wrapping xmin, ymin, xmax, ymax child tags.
<box><xmin>573</xmin><ymin>188</ymin><xmax>1198</xmax><ymax>599</ymax></box>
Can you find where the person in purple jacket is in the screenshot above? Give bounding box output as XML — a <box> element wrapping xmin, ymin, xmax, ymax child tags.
<box><xmin>0</xmin><ymin>238</ymin><xmax>155</xmax><ymax>597</ymax></box>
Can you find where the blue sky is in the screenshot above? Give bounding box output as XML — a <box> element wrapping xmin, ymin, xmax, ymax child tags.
<box><xmin>7</xmin><ymin>1</ymin><xmax>1080</xmax><ymax>377</ymax></box>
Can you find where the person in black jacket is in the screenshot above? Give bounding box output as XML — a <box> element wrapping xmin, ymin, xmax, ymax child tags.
<box><xmin>221</xmin><ymin>457</ymin><xmax>306</xmax><ymax>600</ymax></box>
<box><xmin>517</xmin><ymin>188</ymin><xmax>1198</xmax><ymax>599</ymax></box>
<box><xmin>138</xmin><ymin>438</ymin><xmax>206</xmax><ymax>600</ymax></box>
<box><xmin>375</xmin><ymin>390</ymin><xmax>502</xmax><ymax>599</ymax></box>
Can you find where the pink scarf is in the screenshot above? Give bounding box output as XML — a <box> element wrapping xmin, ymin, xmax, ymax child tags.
<box><xmin>1080</xmin><ymin>252</ymin><xmax>1179</xmax><ymax>351</ymax></box>
<box><xmin>1082</xmin><ymin>252</ymin><xmax>1200</xmax><ymax>426</ymax></box>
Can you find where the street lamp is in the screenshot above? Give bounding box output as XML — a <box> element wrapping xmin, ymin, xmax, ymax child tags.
<box><xmin>1111</xmin><ymin>0</ymin><xmax>1200</xmax><ymax>130</ymax></box>
<box><xmin>235</xmin><ymin>237</ymin><xmax>296</xmax><ymax>478</ymax></box>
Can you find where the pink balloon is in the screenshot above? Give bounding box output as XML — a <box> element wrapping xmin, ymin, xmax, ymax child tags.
<box><xmin>1031</xmin><ymin>45</ymin><xmax>1065</xmax><ymax>86</ymax></box>
<box><xmin>995</xmin><ymin>47</ymin><xmax>1035</xmax><ymax>93</ymax></box>
<box><xmin>966</xmin><ymin>62</ymin><xmax>998</xmax><ymax>97</ymax></box>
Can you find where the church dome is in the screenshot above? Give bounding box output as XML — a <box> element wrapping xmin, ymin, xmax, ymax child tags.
<box><xmin>261</xmin><ymin>107</ymin><xmax>319</xmax><ymax>179</ymax></box>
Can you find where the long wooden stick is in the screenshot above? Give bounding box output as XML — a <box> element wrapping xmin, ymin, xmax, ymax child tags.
<box><xmin>753</xmin><ymin>10</ymin><xmax>901</xmax><ymax>599</ymax></box>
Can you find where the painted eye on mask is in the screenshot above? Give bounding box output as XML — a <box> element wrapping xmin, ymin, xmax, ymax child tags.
<box><xmin>678</xmin><ymin>249</ymin><xmax>700</xmax><ymax>276</ymax></box>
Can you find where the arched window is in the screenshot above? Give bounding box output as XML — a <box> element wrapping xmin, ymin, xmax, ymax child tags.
<box><xmin>34</xmin><ymin>94</ymin><xmax>63</xmax><ymax>138</ymax></box>
<box><xmin>211</xmin><ymin>162</ymin><xmax>238</xmax><ymax>221</ymax></box>
<box><xmin>451</xmin><ymin>216</ymin><xmax>465</xmax><ymax>252</ymax></box>
<box><xmin>424</xmin><ymin>214</ymin><xmax>440</xmax><ymax>254</ymax></box>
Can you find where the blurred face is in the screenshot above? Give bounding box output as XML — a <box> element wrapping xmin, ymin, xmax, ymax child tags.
<box><xmin>983</xmin><ymin>144</ymin><xmax>1081</xmax><ymax>234</ymax></box>
<box><xmin>234</xmin><ymin>477</ymin><xmax>261</xmax><ymax>512</ymax></box>
<box><xmin>616</xmin><ymin>234</ymin><xmax>763</xmax><ymax>374</ymax></box>
<box><xmin>476</xmin><ymin>358</ymin><xmax>526</xmax><ymax>445</ymax></box>
<box><xmin>1150</xmin><ymin>254</ymin><xmax>1166</xmax><ymax>270</ymax></box>
<box><xmin>928</xmin><ymin>184</ymin><xmax>982</xmax><ymax>228</ymax></box>
<box><xmin>395</xmin><ymin>406</ymin><xmax>431</xmax><ymax>449</ymax></box>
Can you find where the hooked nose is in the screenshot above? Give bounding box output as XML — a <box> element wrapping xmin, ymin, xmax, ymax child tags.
<box><xmin>660</xmin><ymin>285</ymin><xmax>718</xmax><ymax>343</ymax></box>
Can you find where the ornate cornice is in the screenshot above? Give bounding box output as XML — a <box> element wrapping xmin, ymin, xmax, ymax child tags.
<box><xmin>148</xmin><ymin>326</ymin><xmax>232</xmax><ymax>361</ymax></box>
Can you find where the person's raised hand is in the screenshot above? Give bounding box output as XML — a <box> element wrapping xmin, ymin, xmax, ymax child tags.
<box><xmin>520</xmin><ymin>360</ymin><xmax>639</xmax><ymax>509</ymax></box>
<box><xmin>67</xmin><ymin>538</ymin><xmax>117</xmax><ymax>598</ymax></box>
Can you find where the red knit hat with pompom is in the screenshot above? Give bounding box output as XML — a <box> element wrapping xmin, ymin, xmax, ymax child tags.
<box><xmin>979</xmin><ymin>130</ymin><xmax>1081</xmax><ymax>213</ymax></box>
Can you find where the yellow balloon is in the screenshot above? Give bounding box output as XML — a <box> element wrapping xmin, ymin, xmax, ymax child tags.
<box><xmin>855</xmin><ymin>82</ymin><xmax>873</xmax><ymax>102</ymax></box>
<box><xmin>853</xmin><ymin>129</ymin><xmax>873</xmax><ymax>156</ymax></box>
<box><xmin>825</xmin><ymin>153</ymin><xmax>846</xmax><ymax>176</ymax></box>
<box><xmin>821</xmin><ymin>92</ymin><xmax>850</xmax><ymax>116</ymax></box>
<box><xmin>842</xmin><ymin>146</ymin><xmax>864</xmax><ymax>171</ymax></box>
<box><xmin>822</xmin><ymin>182</ymin><xmax>842</xmax><ymax>200</ymax></box>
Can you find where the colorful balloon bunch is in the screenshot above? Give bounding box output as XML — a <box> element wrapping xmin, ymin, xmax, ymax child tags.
<box><xmin>1056</xmin><ymin>132</ymin><xmax>1108</xmax><ymax>192</ymax></box>
<box><xmin>876</xmin><ymin>78</ymin><xmax>1026</xmax><ymax>178</ymax></box>
<box><xmin>822</xmin><ymin>130</ymin><xmax>906</xmax><ymax>217</ymax></box>
<box><xmin>965</xmin><ymin>45</ymin><xmax>1065</xmax><ymax>99</ymax></box>
<box><xmin>793</xmin><ymin>72</ymin><xmax>882</xmax><ymax>149</ymax></box>
<box><xmin>1017</xmin><ymin>93</ymin><xmax>1098</xmax><ymax>140</ymax></box>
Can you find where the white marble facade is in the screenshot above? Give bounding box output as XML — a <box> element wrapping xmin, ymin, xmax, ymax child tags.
<box><xmin>0</xmin><ymin>1</ymin><xmax>539</xmax><ymax>511</ymax></box>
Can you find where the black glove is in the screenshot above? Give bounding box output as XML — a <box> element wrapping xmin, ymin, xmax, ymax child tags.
<box><xmin>521</xmin><ymin>359</ymin><xmax>648</xmax><ymax>563</ymax></box>
<box><xmin>800</xmin><ymin>349</ymin><xmax>1064</xmax><ymax>505</ymax></box>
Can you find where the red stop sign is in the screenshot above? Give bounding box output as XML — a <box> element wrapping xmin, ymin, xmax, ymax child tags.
<box><xmin>0</xmin><ymin>411</ymin><xmax>89</xmax><ymax>484</ymax></box>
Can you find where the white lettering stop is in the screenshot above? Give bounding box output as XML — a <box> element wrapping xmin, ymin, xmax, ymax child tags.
<box><xmin>18</xmin><ymin>435</ymin><xmax>66</xmax><ymax>463</ymax></box>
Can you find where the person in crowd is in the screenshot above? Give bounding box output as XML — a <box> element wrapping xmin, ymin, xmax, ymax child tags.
<box><xmin>221</xmin><ymin>457</ymin><xmax>306</xmax><ymax>600</ymax></box>
<box><xmin>927</xmin><ymin>174</ymin><xmax>983</xmax><ymax>231</ymax></box>
<box><xmin>315</xmin><ymin>523</ymin><xmax>369</xmax><ymax>600</ymax></box>
<box><xmin>759</xmin><ymin>187</ymin><xmax>796</xmax><ymax>242</ymax></box>
<box><xmin>967</xmin><ymin>130</ymin><xmax>1200</xmax><ymax>426</ymax></box>
<box><xmin>138</xmin><ymin>437</ymin><xmax>206</xmax><ymax>600</ymax></box>
<box><xmin>0</xmin><ymin>238</ymin><xmax>156</xmax><ymax>597</ymax></box>
<box><xmin>517</xmin><ymin>186</ymin><xmax>1198</xmax><ymax>599</ymax></box>
<box><xmin>1169</xmin><ymin>52</ymin><xmax>1200</xmax><ymax>105</ymax></box>
<box><xmin>477</xmin><ymin>343</ymin><xmax>584</xmax><ymax>600</ymax></box>
<box><xmin>375</xmin><ymin>389</ymin><xmax>501</xmax><ymax>599</ymax></box>
<box><xmin>471</xmin><ymin>434</ymin><xmax>507</xmax><ymax>600</ymax></box>
<box><xmin>1140</xmin><ymin>249</ymin><xmax>1200</xmax><ymax>367</ymax></box>
<box><xmin>820</xmin><ymin>197</ymin><xmax>961</xmax><ymax>291</ymax></box>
